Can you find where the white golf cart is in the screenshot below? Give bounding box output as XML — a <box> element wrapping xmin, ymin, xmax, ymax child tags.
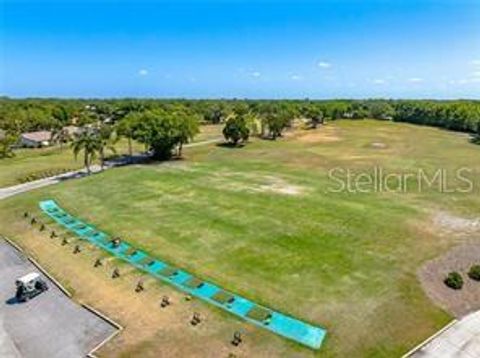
<box><xmin>15</xmin><ymin>272</ymin><xmax>48</xmax><ymax>302</ymax></box>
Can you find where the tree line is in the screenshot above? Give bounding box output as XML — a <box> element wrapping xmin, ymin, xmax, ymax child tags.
<box><xmin>1</xmin><ymin>97</ymin><xmax>480</xmax><ymax>160</ymax></box>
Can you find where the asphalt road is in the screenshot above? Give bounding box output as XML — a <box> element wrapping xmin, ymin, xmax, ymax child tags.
<box><xmin>0</xmin><ymin>239</ymin><xmax>116</xmax><ymax>358</ymax></box>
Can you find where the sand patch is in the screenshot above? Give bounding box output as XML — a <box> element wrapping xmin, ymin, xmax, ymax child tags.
<box><xmin>418</xmin><ymin>243</ymin><xmax>480</xmax><ymax>317</ymax></box>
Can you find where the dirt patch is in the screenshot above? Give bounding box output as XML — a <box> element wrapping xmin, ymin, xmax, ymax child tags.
<box><xmin>418</xmin><ymin>243</ymin><xmax>480</xmax><ymax>317</ymax></box>
<box><xmin>256</xmin><ymin>176</ymin><xmax>303</xmax><ymax>195</ymax></box>
<box><xmin>295</xmin><ymin>126</ymin><xmax>341</xmax><ymax>144</ymax></box>
<box><xmin>433</xmin><ymin>212</ymin><xmax>480</xmax><ymax>236</ymax></box>
<box><xmin>146</xmin><ymin>161</ymin><xmax>198</xmax><ymax>172</ymax></box>
<box><xmin>370</xmin><ymin>142</ymin><xmax>387</xmax><ymax>149</ymax></box>
<box><xmin>210</xmin><ymin>172</ymin><xmax>305</xmax><ymax>196</ymax></box>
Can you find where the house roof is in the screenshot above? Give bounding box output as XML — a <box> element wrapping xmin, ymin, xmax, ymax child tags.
<box><xmin>21</xmin><ymin>130</ymin><xmax>52</xmax><ymax>142</ymax></box>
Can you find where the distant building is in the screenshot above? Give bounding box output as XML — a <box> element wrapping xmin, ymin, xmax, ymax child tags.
<box><xmin>20</xmin><ymin>131</ymin><xmax>52</xmax><ymax>148</ymax></box>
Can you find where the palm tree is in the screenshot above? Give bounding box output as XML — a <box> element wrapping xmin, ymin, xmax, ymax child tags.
<box><xmin>97</xmin><ymin>125</ymin><xmax>118</xmax><ymax>169</ymax></box>
<box><xmin>71</xmin><ymin>131</ymin><xmax>101</xmax><ymax>174</ymax></box>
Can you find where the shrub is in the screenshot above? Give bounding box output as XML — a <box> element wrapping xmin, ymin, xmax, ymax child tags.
<box><xmin>444</xmin><ymin>271</ymin><xmax>463</xmax><ymax>289</ymax></box>
<box><xmin>17</xmin><ymin>167</ymin><xmax>75</xmax><ymax>184</ymax></box>
<box><xmin>468</xmin><ymin>265</ymin><xmax>480</xmax><ymax>281</ymax></box>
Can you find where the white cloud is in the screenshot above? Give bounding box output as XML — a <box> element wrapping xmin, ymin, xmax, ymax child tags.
<box><xmin>472</xmin><ymin>71</ymin><xmax>480</xmax><ymax>77</ymax></box>
<box><xmin>408</xmin><ymin>77</ymin><xmax>424</xmax><ymax>83</ymax></box>
<box><xmin>290</xmin><ymin>74</ymin><xmax>303</xmax><ymax>81</ymax></box>
<box><xmin>450</xmin><ymin>76</ymin><xmax>480</xmax><ymax>85</ymax></box>
<box><xmin>138</xmin><ymin>69</ymin><xmax>148</xmax><ymax>76</ymax></box>
<box><xmin>448</xmin><ymin>79</ymin><xmax>468</xmax><ymax>85</ymax></box>
<box><xmin>372</xmin><ymin>79</ymin><xmax>386</xmax><ymax>85</ymax></box>
<box><xmin>317</xmin><ymin>61</ymin><xmax>331</xmax><ymax>69</ymax></box>
<box><xmin>251</xmin><ymin>71</ymin><xmax>261</xmax><ymax>78</ymax></box>
<box><xmin>471</xmin><ymin>60</ymin><xmax>480</xmax><ymax>66</ymax></box>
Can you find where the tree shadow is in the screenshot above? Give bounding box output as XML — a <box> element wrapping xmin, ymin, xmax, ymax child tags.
<box><xmin>469</xmin><ymin>135</ymin><xmax>480</xmax><ymax>145</ymax></box>
<box><xmin>215</xmin><ymin>142</ymin><xmax>245</xmax><ymax>149</ymax></box>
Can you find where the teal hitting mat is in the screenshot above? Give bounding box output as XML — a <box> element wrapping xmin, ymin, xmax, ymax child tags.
<box><xmin>39</xmin><ymin>199</ymin><xmax>326</xmax><ymax>349</ymax></box>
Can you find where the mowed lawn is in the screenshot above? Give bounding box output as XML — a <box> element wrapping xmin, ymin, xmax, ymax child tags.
<box><xmin>0</xmin><ymin>138</ymin><xmax>144</xmax><ymax>188</ymax></box>
<box><xmin>1</xmin><ymin>120</ymin><xmax>480</xmax><ymax>356</ymax></box>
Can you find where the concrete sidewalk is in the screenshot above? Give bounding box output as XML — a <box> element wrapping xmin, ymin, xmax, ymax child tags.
<box><xmin>410</xmin><ymin>311</ymin><xmax>480</xmax><ymax>357</ymax></box>
<box><xmin>0</xmin><ymin>165</ymin><xmax>102</xmax><ymax>201</ymax></box>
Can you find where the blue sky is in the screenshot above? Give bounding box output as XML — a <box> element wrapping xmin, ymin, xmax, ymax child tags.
<box><xmin>1</xmin><ymin>0</ymin><xmax>479</xmax><ymax>99</ymax></box>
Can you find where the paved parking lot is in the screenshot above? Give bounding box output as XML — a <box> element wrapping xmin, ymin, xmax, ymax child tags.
<box><xmin>0</xmin><ymin>239</ymin><xmax>116</xmax><ymax>358</ymax></box>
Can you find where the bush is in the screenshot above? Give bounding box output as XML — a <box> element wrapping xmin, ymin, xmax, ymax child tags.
<box><xmin>468</xmin><ymin>265</ymin><xmax>480</xmax><ymax>281</ymax></box>
<box><xmin>444</xmin><ymin>271</ymin><xmax>463</xmax><ymax>290</ymax></box>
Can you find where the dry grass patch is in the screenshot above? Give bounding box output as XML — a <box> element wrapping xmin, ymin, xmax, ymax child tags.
<box><xmin>294</xmin><ymin>126</ymin><xmax>341</xmax><ymax>144</ymax></box>
<box><xmin>212</xmin><ymin>291</ymin><xmax>235</xmax><ymax>305</ymax></box>
<box><xmin>207</xmin><ymin>171</ymin><xmax>306</xmax><ymax>196</ymax></box>
<box><xmin>4</xmin><ymin>218</ymin><xmax>294</xmax><ymax>357</ymax></box>
<box><xmin>246</xmin><ymin>307</ymin><xmax>272</xmax><ymax>322</ymax></box>
<box><xmin>184</xmin><ymin>277</ymin><xmax>204</xmax><ymax>289</ymax></box>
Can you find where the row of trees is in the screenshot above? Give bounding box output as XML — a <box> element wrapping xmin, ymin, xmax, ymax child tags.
<box><xmin>2</xmin><ymin>97</ymin><xmax>478</xmax><ymax>131</ymax></box>
<box><xmin>1</xmin><ymin>97</ymin><xmax>480</xmax><ymax>160</ymax></box>
<box><xmin>393</xmin><ymin>101</ymin><xmax>480</xmax><ymax>133</ymax></box>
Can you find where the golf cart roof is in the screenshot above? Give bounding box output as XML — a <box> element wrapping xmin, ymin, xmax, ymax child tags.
<box><xmin>16</xmin><ymin>272</ymin><xmax>41</xmax><ymax>284</ymax></box>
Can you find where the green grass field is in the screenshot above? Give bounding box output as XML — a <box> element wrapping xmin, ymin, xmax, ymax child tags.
<box><xmin>0</xmin><ymin>125</ymin><xmax>223</xmax><ymax>188</ymax></box>
<box><xmin>0</xmin><ymin>138</ymin><xmax>144</xmax><ymax>188</ymax></box>
<box><xmin>1</xmin><ymin>120</ymin><xmax>480</xmax><ymax>356</ymax></box>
